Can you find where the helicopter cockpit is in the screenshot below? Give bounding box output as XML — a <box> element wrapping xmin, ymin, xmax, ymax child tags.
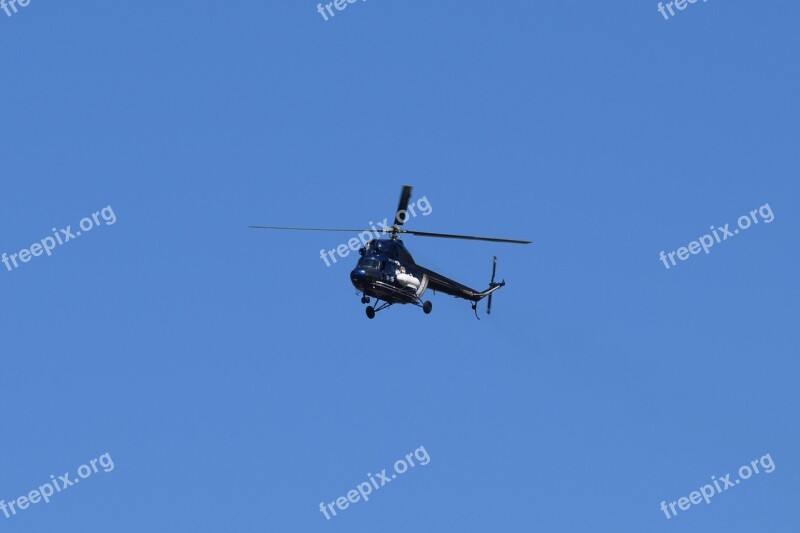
<box><xmin>355</xmin><ymin>257</ymin><xmax>381</xmax><ymax>271</ymax></box>
<box><xmin>359</xmin><ymin>239</ymin><xmax>415</xmax><ymax>265</ymax></box>
<box><xmin>360</xmin><ymin>240</ymin><xmax>381</xmax><ymax>255</ymax></box>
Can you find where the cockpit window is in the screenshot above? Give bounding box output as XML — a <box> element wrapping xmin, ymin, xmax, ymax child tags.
<box><xmin>358</xmin><ymin>258</ymin><xmax>381</xmax><ymax>270</ymax></box>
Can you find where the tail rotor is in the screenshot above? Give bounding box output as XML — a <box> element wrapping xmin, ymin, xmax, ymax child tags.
<box><xmin>487</xmin><ymin>256</ymin><xmax>498</xmax><ymax>315</ymax></box>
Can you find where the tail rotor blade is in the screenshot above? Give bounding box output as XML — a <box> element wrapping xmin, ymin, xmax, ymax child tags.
<box><xmin>487</xmin><ymin>256</ymin><xmax>497</xmax><ymax>315</ymax></box>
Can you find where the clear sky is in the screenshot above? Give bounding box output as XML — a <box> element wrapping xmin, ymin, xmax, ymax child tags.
<box><xmin>1</xmin><ymin>1</ymin><xmax>798</xmax><ymax>531</ymax></box>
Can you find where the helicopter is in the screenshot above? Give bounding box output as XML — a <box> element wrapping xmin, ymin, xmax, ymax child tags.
<box><xmin>250</xmin><ymin>185</ymin><xmax>531</xmax><ymax>319</ymax></box>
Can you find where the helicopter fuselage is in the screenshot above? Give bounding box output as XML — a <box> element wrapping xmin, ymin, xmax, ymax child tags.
<box><xmin>349</xmin><ymin>239</ymin><xmax>429</xmax><ymax>305</ymax></box>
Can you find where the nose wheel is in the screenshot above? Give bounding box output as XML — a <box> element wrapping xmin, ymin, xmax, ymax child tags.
<box><xmin>422</xmin><ymin>301</ymin><xmax>432</xmax><ymax>314</ymax></box>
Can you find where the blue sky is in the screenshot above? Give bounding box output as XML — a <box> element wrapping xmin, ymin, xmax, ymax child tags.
<box><xmin>1</xmin><ymin>1</ymin><xmax>798</xmax><ymax>531</ymax></box>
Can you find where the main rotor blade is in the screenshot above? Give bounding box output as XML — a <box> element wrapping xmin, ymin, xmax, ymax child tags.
<box><xmin>249</xmin><ymin>225</ymin><xmax>531</xmax><ymax>244</ymax></box>
<box><xmin>398</xmin><ymin>229</ymin><xmax>531</xmax><ymax>244</ymax></box>
<box><xmin>249</xmin><ymin>226</ymin><xmax>382</xmax><ymax>233</ymax></box>
<box><xmin>394</xmin><ymin>185</ymin><xmax>413</xmax><ymax>226</ymax></box>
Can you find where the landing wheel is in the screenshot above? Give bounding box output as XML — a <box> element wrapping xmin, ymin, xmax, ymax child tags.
<box><xmin>361</xmin><ymin>296</ymin><xmax>370</xmax><ymax>304</ymax></box>
<box><xmin>365</xmin><ymin>306</ymin><xmax>375</xmax><ymax>319</ymax></box>
<box><xmin>423</xmin><ymin>301</ymin><xmax>432</xmax><ymax>314</ymax></box>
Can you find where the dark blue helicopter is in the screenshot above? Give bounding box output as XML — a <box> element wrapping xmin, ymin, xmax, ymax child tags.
<box><xmin>251</xmin><ymin>185</ymin><xmax>530</xmax><ymax>319</ymax></box>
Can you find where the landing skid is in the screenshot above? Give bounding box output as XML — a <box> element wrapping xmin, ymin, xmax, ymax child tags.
<box><xmin>362</xmin><ymin>296</ymin><xmax>432</xmax><ymax>319</ymax></box>
<box><xmin>365</xmin><ymin>300</ymin><xmax>392</xmax><ymax>319</ymax></box>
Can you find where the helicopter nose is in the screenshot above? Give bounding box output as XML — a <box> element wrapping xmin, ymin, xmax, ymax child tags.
<box><xmin>350</xmin><ymin>268</ymin><xmax>377</xmax><ymax>290</ymax></box>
